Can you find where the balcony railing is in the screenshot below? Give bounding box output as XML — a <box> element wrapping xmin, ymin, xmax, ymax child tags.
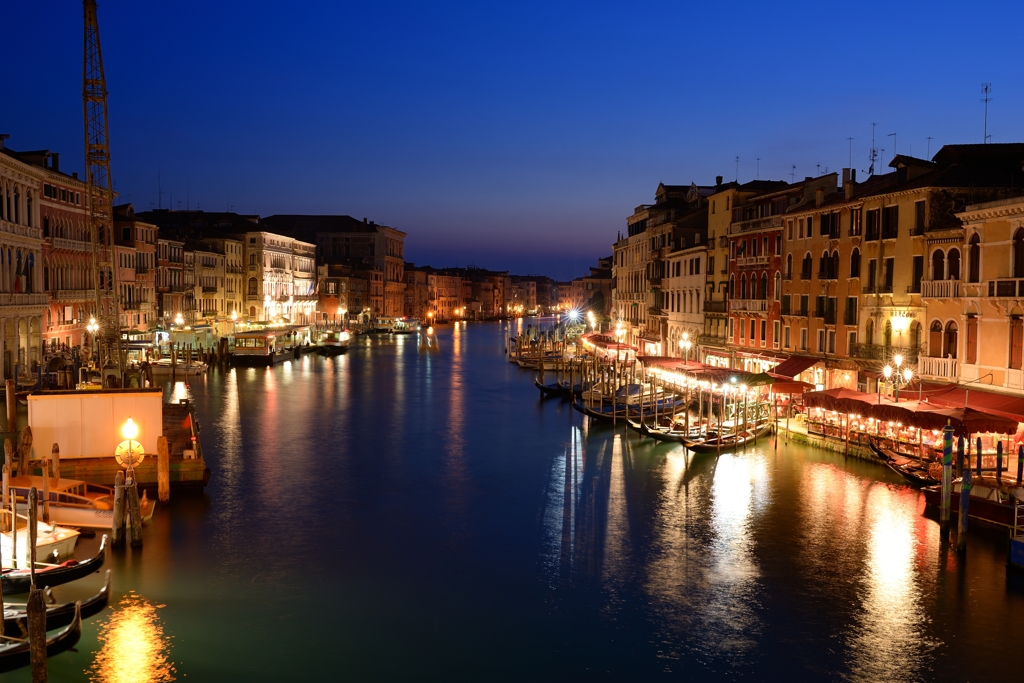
<box><xmin>851</xmin><ymin>343</ymin><xmax>919</xmax><ymax>363</ymax></box>
<box><xmin>703</xmin><ymin>300</ymin><xmax>727</xmax><ymax>313</ymax></box>
<box><xmin>735</xmin><ymin>255</ymin><xmax>769</xmax><ymax>267</ymax></box>
<box><xmin>729</xmin><ymin>299</ymin><xmax>768</xmax><ymax>312</ymax></box>
<box><xmin>843</xmin><ymin>312</ymin><xmax>858</xmax><ymax>326</ymax></box>
<box><xmin>648</xmin><ymin>276</ymin><xmax>662</xmax><ymax>287</ymax></box>
<box><xmin>919</xmin><ymin>356</ymin><xmax>958</xmax><ymax>379</ymax></box>
<box><xmin>730</xmin><ymin>215</ymin><xmax>783</xmax><ymax>234</ymax></box>
<box><xmin>1</xmin><ymin>293</ymin><xmax>47</xmax><ymax>307</ymax></box>
<box><xmin>54</xmin><ymin>289</ymin><xmax>93</xmax><ymax>302</ymax></box>
<box><xmin>202</xmin><ymin>286</ymin><xmax>218</xmax><ymax>293</ymax></box>
<box><xmin>698</xmin><ymin>333</ymin><xmax>728</xmax><ymax>346</ymax></box>
<box><xmin>51</xmin><ymin>237</ymin><xmax>91</xmax><ymax>252</ymax></box>
<box><xmin>783</xmin><ymin>271</ymin><xmax>793</xmax><ymax>281</ymax></box>
<box><xmin>921</xmin><ymin>280</ymin><xmax>960</xmax><ymax>298</ymax></box>
<box><xmin>647</xmin><ymin>306</ymin><xmax>664</xmax><ymax>317</ymax></box>
<box><xmin>989</xmin><ymin>278</ymin><xmax>1024</xmax><ymax>298</ymax></box>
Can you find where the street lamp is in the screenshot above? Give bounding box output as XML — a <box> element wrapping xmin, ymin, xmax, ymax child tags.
<box><xmin>881</xmin><ymin>355</ymin><xmax>914</xmax><ymax>402</ymax></box>
<box><xmin>615</xmin><ymin>324</ymin><xmax>625</xmax><ymax>363</ymax></box>
<box><xmin>679</xmin><ymin>332</ymin><xmax>692</xmax><ymax>363</ymax></box>
<box><xmin>114</xmin><ymin>417</ymin><xmax>145</xmax><ymax>477</ymax></box>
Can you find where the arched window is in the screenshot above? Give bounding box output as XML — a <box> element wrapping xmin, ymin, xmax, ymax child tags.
<box><xmin>774</xmin><ymin>272</ymin><xmax>782</xmax><ymax>301</ymax></box>
<box><xmin>944</xmin><ymin>321</ymin><xmax>958</xmax><ymax>358</ymax></box>
<box><xmin>968</xmin><ymin>234</ymin><xmax>981</xmax><ymax>282</ymax></box>
<box><xmin>1015</xmin><ymin>229</ymin><xmax>1024</xmax><ymax>278</ymax></box>
<box><xmin>831</xmin><ymin>250</ymin><xmax>839</xmax><ymax>279</ymax></box>
<box><xmin>850</xmin><ymin>248</ymin><xmax>861</xmax><ymax>278</ymax></box>
<box><xmin>786</xmin><ymin>253</ymin><xmax>793</xmax><ymax>276</ymax></box>
<box><xmin>760</xmin><ymin>273</ymin><xmax>768</xmax><ymax>300</ymax></box>
<box><xmin>947</xmin><ymin>248</ymin><xmax>961</xmax><ymax>280</ymax></box>
<box><xmin>865</xmin><ymin>318</ymin><xmax>874</xmax><ymax>345</ymax></box>
<box><xmin>819</xmin><ymin>251</ymin><xmax>829</xmax><ymax>278</ymax></box>
<box><xmin>729</xmin><ymin>275</ymin><xmax>734</xmax><ymax>297</ymax></box>
<box><xmin>931</xmin><ymin>249</ymin><xmax>945</xmax><ymax>280</ymax></box>
<box><xmin>883</xmin><ymin>319</ymin><xmax>892</xmax><ymax>348</ymax></box>
<box><xmin>247</xmin><ymin>277</ymin><xmax>258</xmax><ymax>296</ymax></box>
<box><xmin>740</xmin><ymin>274</ymin><xmax>747</xmax><ymax>299</ymax></box>
<box><xmin>929</xmin><ymin>320</ymin><xmax>943</xmax><ymax>358</ymax></box>
<box><xmin>802</xmin><ymin>253</ymin><xmax>812</xmax><ymax>279</ymax></box>
<box><xmin>909</xmin><ymin>321</ymin><xmax>921</xmax><ymax>350</ymax></box>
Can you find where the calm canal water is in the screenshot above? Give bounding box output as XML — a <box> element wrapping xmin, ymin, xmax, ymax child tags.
<box><xmin>4</xmin><ymin>320</ymin><xmax>1023</xmax><ymax>681</ymax></box>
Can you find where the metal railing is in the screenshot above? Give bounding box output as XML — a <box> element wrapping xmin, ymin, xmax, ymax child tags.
<box><xmin>990</xmin><ymin>278</ymin><xmax>1024</xmax><ymax>297</ymax></box>
<box><xmin>730</xmin><ymin>215</ymin><xmax>782</xmax><ymax>234</ymax></box>
<box><xmin>729</xmin><ymin>299</ymin><xmax>768</xmax><ymax>312</ymax></box>
<box><xmin>702</xmin><ymin>300</ymin><xmax>727</xmax><ymax>313</ymax></box>
<box><xmin>851</xmin><ymin>343</ymin><xmax>919</xmax><ymax>363</ymax></box>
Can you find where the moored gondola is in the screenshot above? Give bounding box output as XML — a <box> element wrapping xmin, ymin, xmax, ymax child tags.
<box><xmin>867</xmin><ymin>438</ymin><xmax>939</xmax><ymax>486</ymax></box>
<box><xmin>3</xmin><ymin>569</ymin><xmax>110</xmax><ymax>636</ymax></box>
<box><xmin>683</xmin><ymin>422</ymin><xmax>773</xmax><ymax>454</ymax></box>
<box><xmin>2</xmin><ymin>535</ymin><xmax>106</xmax><ymax>595</ymax></box>
<box><xmin>0</xmin><ymin>601</ymin><xmax>81</xmax><ymax>673</ymax></box>
<box><xmin>534</xmin><ymin>379</ymin><xmax>564</xmax><ymax>397</ymax></box>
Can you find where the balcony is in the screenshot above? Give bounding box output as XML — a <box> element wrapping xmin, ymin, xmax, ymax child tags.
<box><xmin>703</xmin><ymin>300</ymin><xmax>727</xmax><ymax>313</ymax></box>
<box><xmin>647</xmin><ymin>306</ymin><xmax>665</xmax><ymax>317</ymax></box>
<box><xmin>851</xmin><ymin>343</ymin><xmax>919</xmax><ymax>363</ymax></box>
<box><xmin>730</xmin><ymin>299</ymin><xmax>768</xmax><ymax>312</ymax></box>
<box><xmin>816</xmin><ymin>270</ymin><xmax>837</xmax><ymax>280</ymax></box>
<box><xmin>202</xmin><ymin>286</ymin><xmax>218</xmax><ymax>293</ymax></box>
<box><xmin>920</xmin><ymin>280</ymin><xmax>960</xmax><ymax>298</ymax></box>
<box><xmin>735</xmin><ymin>255</ymin><xmax>769</xmax><ymax>267</ymax></box>
<box><xmin>919</xmin><ymin>356</ymin><xmax>958</xmax><ymax>379</ymax></box>
<box><xmin>843</xmin><ymin>312</ymin><xmax>858</xmax><ymax>326</ymax></box>
<box><xmin>989</xmin><ymin>278</ymin><xmax>1024</xmax><ymax>298</ymax></box>
<box><xmin>1</xmin><ymin>293</ymin><xmax>47</xmax><ymax>307</ymax></box>
<box><xmin>730</xmin><ymin>215</ymin><xmax>783</xmax><ymax>234</ymax></box>
<box><xmin>782</xmin><ymin>271</ymin><xmax>793</xmax><ymax>281</ymax></box>
<box><xmin>54</xmin><ymin>289</ymin><xmax>93</xmax><ymax>302</ymax></box>
<box><xmin>51</xmin><ymin>237</ymin><xmax>91</xmax><ymax>252</ymax></box>
<box><xmin>648</xmin><ymin>276</ymin><xmax>662</xmax><ymax>287</ymax></box>
<box><xmin>878</xmin><ymin>284</ymin><xmax>893</xmax><ymax>293</ymax></box>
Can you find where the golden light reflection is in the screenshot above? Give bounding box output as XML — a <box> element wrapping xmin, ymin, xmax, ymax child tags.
<box><xmin>88</xmin><ymin>592</ymin><xmax>176</xmax><ymax>683</ymax></box>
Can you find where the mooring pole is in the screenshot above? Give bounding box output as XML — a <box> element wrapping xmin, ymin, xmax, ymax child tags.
<box><xmin>940</xmin><ymin>421</ymin><xmax>953</xmax><ymax>527</ymax></box>
<box><xmin>956</xmin><ymin>466</ymin><xmax>972</xmax><ymax>553</ymax></box>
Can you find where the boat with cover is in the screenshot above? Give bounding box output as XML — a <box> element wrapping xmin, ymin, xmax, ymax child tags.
<box><xmin>571</xmin><ymin>395</ymin><xmax>683</xmax><ymax>423</ymax></box>
<box><xmin>0</xmin><ymin>602</ymin><xmax>81</xmax><ymax>673</ymax></box>
<box><xmin>3</xmin><ymin>569</ymin><xmax>110</xmax><ymax>636</ymax></box>
<box><xmin>867</xmin><ymin>439</ymin><xmax>939</xmax><ymax>486</ymax></box>
<box><xmin>149</xmin><ymin>358</ymin><xmax>207</xmax><ymax>376</ymax></box>
<box><xmin>2</xmin><ymin>535</ymin><xmax>107</xmax><ymax>595</ymax></box>
<box><xmin>318</xmin><ymin>329</ymin><xmax>350</xmax><ymax>355</ymax></box>
<box><xmin>1</xmin><ymin>512</ymin><xmax>79</xmax><ymax>567</ymax></box>
<box><xmin>922</xmin><ymin>476</ymin><xmax>1024</xmax><ymax>527</ymax></box>
<box><xmin>9</xmin><ymin>475</ymin><xmax>155</xmax><ymax>530</ymax></box>
<box><xmin>682</xmin><ymin>422</ymin><xmax>773</xmax><ymax>454</ymax></box>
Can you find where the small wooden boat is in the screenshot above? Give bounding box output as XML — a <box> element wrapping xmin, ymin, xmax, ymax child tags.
<box><xmin>10</xmin><ymin>475</ymin><xmax>156</xmax><ymax>530</ymax></box>
<box><xmin>2</xmin><ymin>535</ymin><xmax>107</xmax><ymax>595</ymax></box>
<box><xmin>3</xmin><ymin>569</ymin><xmax>110</xmax><ymax>636</ymax></box>
<box><xmin>534</xmin><ymin>379</ymin><xmax>564</xmax><ymax>397</ymax></box>
<box><xmin>0</xmin><ymin>602</ymin><xmax>81</xmax><ymax>673</ymax></box>
<box><xmin>1</xmin><ymin>513</ymin><xmax>79</xmax><ymax>568</ymax></box>
<box><xmin>867</xmin><ymin>439</ymin><xmax>939</xmax><ymax>486</ymax></box>
<box><xmin>922</xmin><ymin>477</ymin><xmax>1024</xmax><ymax>527</ymax></box>
<box><xmin>683</xmin><ymin>422</ymin><xmax>773</xmax><ymax>454</ymax></box>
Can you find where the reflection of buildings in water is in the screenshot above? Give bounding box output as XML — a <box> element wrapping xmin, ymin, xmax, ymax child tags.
<box><xmin>845</xmin><ymin>485</ymin><xmax>938</xmax><ymax>683</ymax></box>
<box><xmin>88</xmin><ymin>592</ymin><xmax>176</xmax><ymax>683</ymax></box>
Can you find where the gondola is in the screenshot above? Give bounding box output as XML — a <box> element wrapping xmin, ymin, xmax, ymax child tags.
<box><xmin>867</xmin><ymin>439</ymin><xmax>939</xmax><ymax>486</ymax></box>
<box><xmin>534</xmin><ymin>379</ymin><xmax>565</xmax><ymax>398</ymax></box>
<box><xmin>3</xmin><ymin>569</ymin><xmax>110</xmax><ymax>636</ymax></box>
<box><xmin>572</xmin><ymin>396</ymin><xmax>684</xmax><ymax>424</ymax></box>
<box><xmin>2</xmin><ymin>535</ymin><xmax>106</xmax><ymax>595</ymax></box>
<box><xmin>556</xmin><ymin>379</ymin><xmax>591</xmax><ymax>397</ymax></box>
<box><xmin>0</xmin><ymin>602</ymin><xmax>81</xmax><ymax>673</ymax></box>
<box><xmin>683</xmin><ymin>422</ymin><xmax>773</xmax><ymax>454</ymax></box>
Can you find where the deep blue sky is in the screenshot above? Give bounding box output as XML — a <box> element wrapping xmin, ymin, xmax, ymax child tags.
<box><xmin>6</xmin><ymin>1</ymin><xmax>1024</xmax><ymax>280</ymax></box>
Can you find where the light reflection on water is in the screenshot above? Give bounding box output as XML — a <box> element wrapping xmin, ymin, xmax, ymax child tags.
<box><xmin>87</xmin><ymin>593</ymin><xmax>175</xmax><ymax>683</ymax></box>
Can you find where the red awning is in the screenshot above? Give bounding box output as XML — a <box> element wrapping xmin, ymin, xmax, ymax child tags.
<box><xmin>770</xmin><ymin>355</ymin><xmax>819</xmax><ymax>378</ymax></box>
<box><xmin>927</xmin><ymin>385</ymin><xmax>1024</xmax><ymax>424</ymax></box>
<box><xmin>770</xmin><ymin>379</ymin><xmax>815</xmax><ymax>395</ymax></box>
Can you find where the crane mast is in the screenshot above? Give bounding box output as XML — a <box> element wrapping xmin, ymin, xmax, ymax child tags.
<box><xmin>83</xmin><ymin>0</ymin><xmax>123</xmax><ymax>383</ymax></box>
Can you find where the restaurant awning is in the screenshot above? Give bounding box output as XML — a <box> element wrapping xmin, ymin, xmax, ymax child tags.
<box><xmin>770</xmin><ymin>355</ymin><xmax>819</xmax><ymax>378</ymax></box>
<box><xmin>927</xmin><ymin>385</ymin><xmax>1024</xmax><ymax>425</ymax></box>
<box><xmin>804</xmin><ymin>388</ymin><xmax>879</xmax><ymax>414</ymax></box>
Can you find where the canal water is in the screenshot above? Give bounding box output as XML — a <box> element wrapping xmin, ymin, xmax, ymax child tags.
<box><xmin>4</xmin><ymin>321</ymin><xmax>1023</xmax><ymax>681</ymax></box>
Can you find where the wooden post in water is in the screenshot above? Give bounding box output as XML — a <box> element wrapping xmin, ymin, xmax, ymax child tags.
<box><xmin>127</xmin><ymin>475</ymin><xmax>143</xmax><ymax>548</ymax></box>
<box><xmin>51</xmin><ymin>443</ymin><xmax>59</xmax><ymax>481</ymax></box>
<box><xmin>976</xmin><ymin>436</ymin><xmax>982</xmax><ymax>476</ymax></box>
<box><xmin>17</xmin><ymin>427</ymin><xmax>32</xmax><ymax>478</ymax></box>
<box><xmin>940</xmin><ymin>421</ymin><xmax>953</xmax><ymax>526</ymax></box>
<box><xmin>996</xmin><ymin>441</ymin><xmax>1003</xmax><ymax>484</ymax></box>
<box><xmin>112</xmin><ymin>470</ymin><xmax>126</xmax><ymax>548</ymax></box>
<box><xmin>956</xmin><ymin>466</ymin><xmax>972</xmax><ymax>553</ymax></box>
<box><xmin>1</xmin><ymin>464</ymin><xmax>7</xmax><ymax>512</ymax></box>
<box><xmin>28</xmin><ymin>487</ymin><xmax>38</xmax><ymax>586</ymax></box>
<box><xmin>27</xmin><ymin>586</ymin><xmax>46</xmax><ymax>683</ymax></box>
<box><xmin>157</xmin><ymin>435</ymin><xmax>170</xmax><ymax>503</ymax></box>
<box><xmin>1018</xmin><ymin>444</ymin><xmax>1024</xmax><ymax>484</ymax></box>
<box><xmin>41</xmin><ymin>453</ymin><xmax>49</xmax><ymax>525</ymax></box>
<box><xmin>3</xmin><ymin>439</ymin><xmax>11</xmax><ymax>480</ymax></box>
<box><xmin>5</xmin><ymin>379</ymin><xmax>15</xmax><ymax>431</ymax></box>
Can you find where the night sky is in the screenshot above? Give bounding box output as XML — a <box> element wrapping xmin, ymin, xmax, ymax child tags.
<box><xmin>6</xmin><ymin>1</ymin><xmax>1024</xmax><ymax>280</ymax></box>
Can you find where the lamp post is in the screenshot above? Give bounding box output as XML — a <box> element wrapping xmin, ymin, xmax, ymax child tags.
<box><xmin>680</xmin><ymin>332</ymin><xmax>692</xmax><ymax>363</ymax></box>
<box><xmin>86</xmin><ymin>317</ymin><xmax>99</xmax><ymax>361</ymax></box>
<box><xmin>615</xmin><ymin>325</ymin><xmax>625</xmax><ymax>364</ymax></box>
<box><xmin>115</xmin><ymin>417</ymin><xmax>145</xmax><ymax>477</ymax></box>
<box><xmin>881</xmin><ymin>353</ymin><xmax>914</xmax><ymax>402</ymax></box>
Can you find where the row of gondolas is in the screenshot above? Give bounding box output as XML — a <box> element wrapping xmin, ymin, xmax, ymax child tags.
<box><xmin>0</xmin><ymin>471</ymin><xmax>152</xmax><ymax>672</ymax></box>
<box><xmin>531</xmin><ymin>361</ymin><xmax>772</xmax><ymax>454</ymax></box>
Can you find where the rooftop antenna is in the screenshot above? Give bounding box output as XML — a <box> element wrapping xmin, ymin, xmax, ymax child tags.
<box><xmin>735</xmin><ymin>156</ymin><xmax>739</xmax><ymax>182</ymax></box>
<box><xmin>816</xmin><ymin>163</ymin><xmax>821</xmax><ymax>176</ymax></box>
<box><xmin>847</xmin><ymin>137</ymin><xmax>853</xmax><ymax>168</ymax></box>
<box><xmin>187</xmin><ymin>177</ymin><xmax>190</xmax><ymax>210</ymax></box>
<box><xmin>887</xmin><ymin>133</ymin><xmax>897</xmax><ymax>159</ymax></box>
<box><xmin>156</xmin><ymin>170</ymin><xmax>164</xmax><ymax>209</ymax></box>
<box><xmin>981</xmin><ymin>83</ymin><xmax>992</xmax><ymax>143</ymax></box>
<box><xmin>927</xmin><ymin>136</ymin><xmax>934</xmax><ymax>158</ymax></box>
<box><xmin>756</xmin><ymin>158</ymin><xmax>761</xmax><ymax>180</ymax></box>
<box><xmin>790</xmin><ymin>165</ymin><xmax>796</xmax><ymax>183</ymax></box>
<box><xmin>866</xmin><ymin>123</ymin><xmax>877</xmax><ymax>176</ymax></box>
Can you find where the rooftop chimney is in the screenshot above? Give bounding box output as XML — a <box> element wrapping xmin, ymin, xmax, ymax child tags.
<box><xmin>815</xmin><ymin>187</ymin><xmax>824</xmax><ymax>207</ymax></box>
<box><xmin>0</xmin><ymin>134</ymin><xmax>8</xmax><ymax>150</ymax></box>
<box><xmin>715</xmin><ymin>175</ymin><xmax>723</xmax><ymax>187</ymax></box>
<box><xmin>51</xmin><ymin>152</ymin><xmax>60</xmax><ymax>172</ymax></box>
<box><xmin>842</xmin><ymin>167</ymin><xmax>853</xmax><ymax>200</ymax></box>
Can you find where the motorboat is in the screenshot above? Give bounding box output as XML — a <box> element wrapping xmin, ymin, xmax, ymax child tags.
<box><xmin>1</xmin><ymin>512</ymin><xmax>79</xmax><ymax>568</ymax></box>
<box><xmin>9</xmin><ymin>475</ymin><xmax>156</xmax><ymax>530</ymax></box>
<box><xmin>149</xmin><ymin>358</ymin><xmax>207</xmax><ymax>376</ymax></box>
<box><xmin>319</xmin><ymin>329</ymin><xmax>350</xmax><ymax>355</ymax></box>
